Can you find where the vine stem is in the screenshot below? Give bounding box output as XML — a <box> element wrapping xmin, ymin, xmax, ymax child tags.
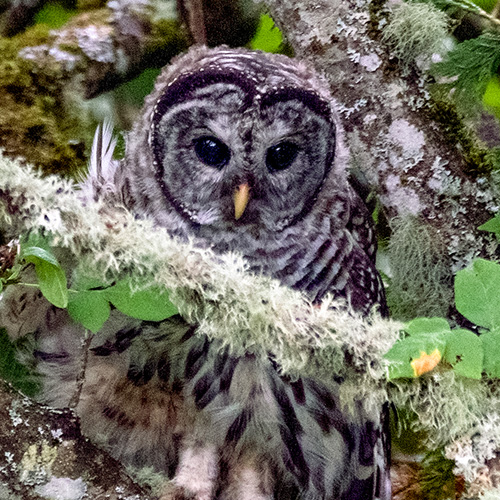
<box><xmin>450</xmin><ymin>0</ymin><xmax>500</xmax><ymax>27</ymax></box>
<box><xmin>68</xmin><ymin>330</ymin><xmax>92</xmax><ymax>410</ymax></box>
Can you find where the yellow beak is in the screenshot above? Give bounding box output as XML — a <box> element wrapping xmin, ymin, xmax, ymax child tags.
<box><xmin>234</xmin><ymin>183</ymin><xmax>250</xmax><ymax>220</ymax></box>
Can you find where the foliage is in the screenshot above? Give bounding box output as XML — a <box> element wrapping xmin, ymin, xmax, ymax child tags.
<box><xmin>483</xmin><ymin>76</ymin><xmax>500</xmax><ymax>115</ymax></box>
<box><xmin>386</xmin><ymin>258</ymin><xmax>500</xmax><ymax>380</ymax></box>
<box><xmin>425</xmin><ymin>0</ymin><xmax>498</xmax><ymax>17</ymax></box>
<box><xmin>250</xmin><ymin>14</ymin><xmax>284</xmax><ymax>54</ymax></box>
<box><xmin>10</xmin><ymin>233</ymin><xmax>179</xmax><ymax>333</ymax></box>
<box><xmin>113</xmin><ymin>68</ymin><xmax>162</xmax><ymax>108</ymax></box>
<box><xmin>433</xmin><ymin>31</ymin><xmax>500</xmax><ymax>111</ymax></box>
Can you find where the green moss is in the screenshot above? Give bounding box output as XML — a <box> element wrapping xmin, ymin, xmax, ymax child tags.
<box><xmin>0</xmin><ymin>31</ymin><xmax>87</xmax><ymax>177</ymax></box>
<box><xmin>428</xmin><ymin>96</ymin><xmax>495</xmax><ymax>176</ymax></box>
<box><xmin>77</xmin><ymin>0</ymin><xmax>106</xmax><ymax>10</ymax></box>
<box><xmin>145</xmin><ymin>18</ymin><xmax>188</xmax><ymax>67</ymax></box>
<box><xmin>368</xmin><ymin>0</ymin><xmax>389</xmax><ymax>38</ymax></box>
<box><xmin>0</xmin><ymin>328</ymin><xmax>40</xmax><ymax>397</ymax></box>
<box><xmin>15</xmin><ymin>24</ymin><xmax>51</xmax><ymax>47</ymax></box>
<box><xmin>420</xmin><ymin>449</ymin><xmax>461</xmax><ymax>500</ymax></box>
<box><xmin>65</xmin><ymin>8</ymin><xmax>110</xmax><ymax>28</ymax></box>
<box><xmin>34</xmin><ymin>3</ymin><xmax>78</xmax><ymax>29</ymax></box>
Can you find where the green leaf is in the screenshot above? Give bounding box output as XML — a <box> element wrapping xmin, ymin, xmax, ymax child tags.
<box><xmin>444</xmin><ymin>328</ymin><xmax>483</xmax><ymax>379</ymax></box>
<box><xmin>434</xmin><ymin>32</ymin><xmax>500</xmax><ymax>109</ymax></box>
<box><xmin>405</xmin><ymin>317</ymin><xmax>451</xmax><ymax>336</ymax></box>
<box><xmin>481</xmin><ymin>328</ymin><xmax>500</xmax><ymax>377</ymax></box>
<box><xmin>385</xmin><ymin>332</ymin><xmax>447</xmax><ymax>379</ymax></box>
<box><xmin>68</xmin><ymin>290</ymin><xmax>111</xmax><ymax>333</ymax></box>
<box><xmin>70</xmin><ymin>270</ymin><xmax>110</xmax><ymax>291</ymax></box>
<box><xmin>455</xmin><ymin>258</ymin><xmax>500</xmax><ymax>329</ymax></box>
<box><xmin>479</xmin><ymin>329</ymin><xmax>500</xmax><ymax>378</ymax></box>
<box><xmin>28</xmin><ymin>257</ymin><xmax>68</xmax><ymax>308</ymax></box>
<box><xmin>105</xmin><ymin>279</ymin><xmax>178</xmax><ymax>321</ymax></box>
<box><xmin>478</xmin><ymin>214</ymin><xmax>500</xmax><ymax>234</ymax></box>
<box><xmin>22</xmin><ymin>246</ymin><xmax>59</xmax><ymax>267</ymax></box>
<box><xmin>21</xmin><ymin>235</ymin><xmax>68</xmax><ymax>307</ymax></box>
<box><xmin>471</xmin><ymin>0</ymin><xmax>497</xmax><ymax>11</ymax></box>
<box><xmin>483</xmin><ymin>76</ymin><xmax>500</xmax><ymax>112</ymax></box>
<box><xmin>250</xmin><ymin>14</ymin><xmax>283</xmax><ymax>53</ymax></box>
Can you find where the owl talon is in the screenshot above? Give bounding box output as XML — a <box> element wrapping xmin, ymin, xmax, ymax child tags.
<box><xmin>158</xmin><ymin>483</ymin><xmax>198</xmax><ymax>500</ymax></box>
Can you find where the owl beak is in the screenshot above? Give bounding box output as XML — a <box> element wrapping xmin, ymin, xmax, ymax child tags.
<box><xmin>234</xmin><ymin>183</ymin><xmax>251</xmax><ymax>220</ymax></box>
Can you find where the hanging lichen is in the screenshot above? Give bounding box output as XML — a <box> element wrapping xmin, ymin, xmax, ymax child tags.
<box><xmin>386</xmin><ymin>216</ymin><xmax>453</xmax><ymax>321</ymax></box>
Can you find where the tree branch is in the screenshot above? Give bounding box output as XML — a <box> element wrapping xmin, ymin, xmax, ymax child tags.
<box><xmin>0</xmin><ymin>380</ymin><xmax>153</xmax><ymax>499</ymax></box>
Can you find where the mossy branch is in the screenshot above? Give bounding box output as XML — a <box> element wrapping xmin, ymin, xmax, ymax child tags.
<box><xmin>0</xmin><ymin>151</ymin><xmax>401</xmax><ymax>387</ymax></box>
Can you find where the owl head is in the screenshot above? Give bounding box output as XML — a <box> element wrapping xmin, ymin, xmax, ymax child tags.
<box><xmin>123</xmin><ymin>46</ymin><xmax>349</xmax><ymax>235</ymax></box>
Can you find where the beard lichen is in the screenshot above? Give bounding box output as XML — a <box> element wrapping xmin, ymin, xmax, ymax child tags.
<box><xmin>386</xmin><ymin>215</ymin><xmax>453</xmax><ymax>321</ymax></box>
<box><xmin>381</xmin><ymin>2</ymin><xmax>450</xmax><ymax>70</ymax></box>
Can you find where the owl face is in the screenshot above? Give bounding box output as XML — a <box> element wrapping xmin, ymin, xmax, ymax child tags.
<box><xmin>147</xmin><ymin>50</ymin><xmax>338</xmax><ymax>233</ymax></box>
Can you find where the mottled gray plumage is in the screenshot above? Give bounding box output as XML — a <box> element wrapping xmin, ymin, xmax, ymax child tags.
<box><xmin>120</xmin><ymin>46</ymin><xmax>385</xmax><ymax>313</ymax></box>
<box><xmin>3</xmin><ymin>46</ymin><xmax>390</xmax><ymax>500</ymax></box>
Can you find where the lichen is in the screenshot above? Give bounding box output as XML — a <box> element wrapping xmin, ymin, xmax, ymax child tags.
<box><xmin>387</xmin><ymin>118</ymin><xmax>425</xmax><ymax>154</ymax></box>
<box><xmin>20</xmin><ymin>442</ymin><xmax>58</xmax><ymax>486</ymax></box>
<box><xmin>0</xmin><ymin>150</ymin><xmax>402</xmax><ymax>392</ymax></box>
<box><xmin>35</xmin><ymin>477</ymin><xmax>87</xmax><ymax>500</ymax></box>
<box><xmin>385</xmin><ymin>215</ymin><xmax>453</xmax><ymax>320</ymax></box>
<box><xmin>445</xmin><ymin>413</ymin><xmax>500</xmax><ymax>484</ymax></box>
<box><xmin>359</xmin><ymin>52</ymin><xmax>382</xmax><ymax>72</ymax></box>
<box><xmin>389</xmin><ymin>369</ymin><xmax>489</xmax><ymax>447</ymax></box>
<box><xmin>126</xmin><ymin>465</ymin><xmax>168</xmax><ymax>496</ymax></box>
<box><xmin>383</xmin><ymin>174</ymin><xmax>423</xmax><ymax>215</ymax></box>
<box><xmin>381</xmin><ymin>2</ymin><xmax>450</xmax><ymax>71</ymax></box>
<box><xmin>478</xmin><ymin>487</ymin><xmax>500</xmax><ymax>499</ymax></box>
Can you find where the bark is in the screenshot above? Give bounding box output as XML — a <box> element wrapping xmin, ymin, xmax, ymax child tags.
<box><xmin>265</xmin><ymin>0</ymin><xmax>499</xmax><ymax>274</ymax></box>
<box><xmin>0</xmin><ymin>381</ymin><xmax>153</xmax><ymax>500</ymax></box>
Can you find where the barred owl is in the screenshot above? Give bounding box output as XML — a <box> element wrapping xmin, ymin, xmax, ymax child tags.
<box><xmin>2</xmin><ymin>47</ymin><xmax>390</xmax><ymax>499</ymax></box>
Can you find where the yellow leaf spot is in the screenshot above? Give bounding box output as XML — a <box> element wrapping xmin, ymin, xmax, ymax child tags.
<box><xmin>411</xmin><ymin>349</ymin><xmax>442</xmax><ymax>377</ymax></box>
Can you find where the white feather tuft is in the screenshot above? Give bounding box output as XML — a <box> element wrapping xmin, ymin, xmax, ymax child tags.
<box><xmin>90</xmin><ymin>120</ymin><xmax>117</xmax><ymax>180</ymax></box>
<box><xmin>80</xmin><ymin>121</ymin><xmax>120</xmax><ymax>203</ymax></box>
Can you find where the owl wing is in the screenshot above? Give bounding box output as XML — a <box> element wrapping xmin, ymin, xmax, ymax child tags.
<box><xmin>80</xmin><ymin>316</ymin><xmax>391</xmax><ymax>500</ymax></box>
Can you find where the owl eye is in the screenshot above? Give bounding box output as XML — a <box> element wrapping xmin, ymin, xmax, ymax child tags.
<box><xmin>193</xmin><ymin>136</ymin><xmax>230</xmax><ymax>168</ymax></box>
<box><xmin>266</xmin><ymin>141</ymin><xmax>299</xmax><ymax>172</ymax></box>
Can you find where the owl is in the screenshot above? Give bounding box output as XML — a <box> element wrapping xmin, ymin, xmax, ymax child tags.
<box><xmin>2</xmin><ymin>46</ymin><xmax>390</xmax><ymax>500</ymax></box>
